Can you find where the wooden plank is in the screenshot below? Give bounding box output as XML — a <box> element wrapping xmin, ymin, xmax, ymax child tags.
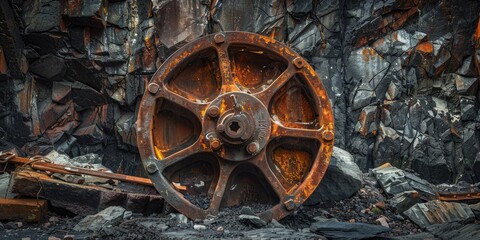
<box><xmin>11</xmin><ymin>170</ymin><xmax>163</xmax><ymax>216</ymax></box>
<box><xmin>0</xmin><ymin>198</ymin><xmax>47</xmax><ymax>222</ymax></box>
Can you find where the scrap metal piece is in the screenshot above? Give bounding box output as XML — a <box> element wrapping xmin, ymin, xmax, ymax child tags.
<box><xmin>0</xmin><ymin>152</ymin><xmax>154</xmax><ymax>186</ymax></box>
<box><xmin>137</xmin><ymin>32</ymin><xmax>334</xmax><ymax>220</ymax></box>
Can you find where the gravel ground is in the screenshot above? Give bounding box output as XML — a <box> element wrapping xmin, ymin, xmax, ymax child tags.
<box><xmin>0</xmin><ymin>174</ymin><xmax>433</xmax><ymax>240</ymax></box>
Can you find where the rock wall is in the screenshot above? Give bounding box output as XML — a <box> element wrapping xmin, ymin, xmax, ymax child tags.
<box><xmin>0</xmin><ymin>0</ymin><xmax>479</xmax><ymax>183</ymax></box>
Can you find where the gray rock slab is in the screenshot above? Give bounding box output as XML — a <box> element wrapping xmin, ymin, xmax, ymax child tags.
<box><xmin>403</xmin><ymin>200</ymin><xmax>475</xmax><ymax>229</ymax></box>
<box><xmin>426</xmin><ymin>223</ymin><xmax>480</xmax><ymax>240</ymax></box>
<box><xmin>372</xmin><ymin>163</ymin><xmax>438</xmax><ymax>200</ymax></box>
<box><xmin>305</xmin><ymin>147</ymin><xmax>363</xmax><ymax>205</ymax></box>
<box><xmin>310</xmin><ymin>221</ymin><xmax>391</xmax><ymax>240</ymax></box>
<box><xmin>244</xmin><ymin>228</ymin><xmax>324</xmax><ymax>239</ymax></box>
<box><xmin>74</xmin><ymin>206</ymin><xmax>126</xmax><ymax>232</ymax></box>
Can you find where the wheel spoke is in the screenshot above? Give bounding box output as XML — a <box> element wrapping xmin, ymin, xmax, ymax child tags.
<box><xmin>270</xmin><ymin>120</ymin><xmax>321</xmax><ymax>140</ymax></box>
<box><xmin>217</xmin><ymin>45</ymin><xmax>240</xmax><ymax>93</ymax></box>
<box><xmin>158</xmin><ymin>87</ymin><xmax>208</xmax><ymax>121</ymax></box>
<box><xmin>208</xmin><ymin>161</ymin><xmax>237</xmax><ymax>215</ymax></box>
<box><xmin>158</xmin><ymin>138</ymin><xmax>210</xmax><ymax>169</ymax></box>
<box><xmin>255</xmin><ymin>64</ymin><xmax>296</xmax><ymax>105</ymax></box>
<box><xmin>251</xmin><ymin>151</ymin><xmax>287</xmax><ymax>198</ymax></box>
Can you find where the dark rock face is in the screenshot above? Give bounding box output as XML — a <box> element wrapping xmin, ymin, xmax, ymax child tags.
<box><xmin>0</xmin><ymin>0</ymin><xmax>478</xmax><ymax>184</ymax></box>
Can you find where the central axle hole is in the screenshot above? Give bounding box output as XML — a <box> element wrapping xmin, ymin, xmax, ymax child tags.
<box><xmin>229</xmin><ymin>121</ymin><xmax>241</xmax><ymax>132</ymax></box>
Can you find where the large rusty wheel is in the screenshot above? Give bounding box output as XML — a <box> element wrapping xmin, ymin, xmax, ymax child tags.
<box><xmin>137</xmin><ymin>32</ymin><xmax>334</xmax><ymax>221</ymax></box>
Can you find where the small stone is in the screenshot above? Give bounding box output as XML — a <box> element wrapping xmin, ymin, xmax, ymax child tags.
<box><xmin>371</xmin><ymin>207</ymin><xmax>383</xmax><ymax>215</ymax></box>
<box><xmin>313</xmin><ymin>216</ymin><xmax>339</xmax><ymax>223</ymax></box>
<box><xmin>348</xmin><ymin>219</ymin><xmax>356</xmax><ymax>223</ymax></box>
<box><xmin>216</xmin><ymin>226</ymin><xmax>224</xmax><ymax>232</ymax></box>
<box><xmin>194</xmin><ymin>224</ymin><xmax>207</xmax><ymax>230</ymax></box>
<box><xmin>270</xmin><ymin>219</ymin><xmax>285</xmax><ymax>228</ymax></box>
<box><xmin>203</xmin><ymin>217</ymin><xmax>218</xmax><ymax>225</ymax></box>
<box><xmin>176</xmin><ymin>214</ymin><xmax>188</xmax><ymax>224</ymax></box>
<box><xmin>43</xmin><ymin>222</ymin><xmax>52</xmax><ymax>228</ymax></box>
<box><xmin>48</xmin><ymin>237</ymin><xmax>61</xmax><ymax>240</ymax></box>
<box><xmin>21</xmin><ymin>238</ymin><xmax>31</xmax><ymax>240</ymax></box>
<box><xmin>376</xmin><ymin>216</ymin><xmax>389</xmax><ymax>228</ymax></box>
<box><xmin>239</xmin><ymin>214</ymin><xmax>267</xmax><ymax>228</ymax></box>
<box><xmin>101</xmin><ymin>224</ymin><xmax>115</xmax><ymax>236</ymax></box>
<box><xmin>15</xmin><ymin>222</ymin><xmax>23</xmax><ymax>228</ymax></box>
<box><xmin>63</xmin><ymin>235</ymin><xmax>75</xmax><ymax>240</ymax></box>
<box><xmin>240</xmin><ymin>206</ymin><xmax>255</xmax><ymax>215</ymax></box>
<box><xmin>138</xmin><ymin>221</ymin><xmax>168</xmax><ymax>232</ymax></box>
<box><xmin>123</xmin><ymin>211</ymin><xmax>133</xmax><ymax>219</ymax></box>
<box><xmin>49</xmin><ymin>216</ymin><xmax>59</xmax><ymax>222</ymax></box>
<box><xmin>375</xmin><ymin>201</ymin><xmax>386</xmax><ymax>210</ymax></box>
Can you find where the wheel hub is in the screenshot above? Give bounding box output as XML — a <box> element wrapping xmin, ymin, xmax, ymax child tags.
<box><xmin>204</xmin><ymin>92</ymin><xmax>271</xmax><ymax>161</ymax></box>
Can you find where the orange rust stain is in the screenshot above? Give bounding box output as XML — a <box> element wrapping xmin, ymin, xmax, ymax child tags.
<box><xmin>272</xmin><ymin>147</ymin><xmax>312</xmax><ymax>184</ymax></box>
<box><xmin>355</xmin><ymin>36</ymin><xmax>369</xmax><ymax>48</ymax></box>
<box><xmin>259</xmin><ymin>35</ymin><xmax>276</xmax><ymax>44</ymax></box>
<box><xmin>0</xmin><ymin>47</ymin><xmax>7</xmax><ymax>74</ymax></box>
<box><xmin>270</xmin><ymin>77</ymin><xmax>317</xmax><ymax>128</ymax></box>
<box><xmin>168</xmin><ymin>49</ymin><xmax>221</xmax><ymax>101</ymax></box>
<box><xmin>415</xmin><ymin>42</ymin><xmax>433</xmax><ymax>53</ymax></box>
<box><xmin>229</xmin><ymin>46</ymin><xmax>286</xmax><ymax>91</ymax></box>
<box><xmin>390</xmin><ymin>7</ymin><xmax>417</xmax><ymax>30</ymax></box>
<box><xmin>474</xmin><ymin>17</ymin><xmax>480</xmax><ymax>47</ymax></box>
<box><xmin>361</xmin><ymin>47</ymin><xmax>378</xmax><ymax>62</ymax></box>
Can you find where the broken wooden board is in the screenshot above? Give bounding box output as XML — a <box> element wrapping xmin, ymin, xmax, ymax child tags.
<box><xmin>11</xmin><ymin>170</ymin><xmax>163</xmax><ymax>216</ymax></box>
<box><xmin>0</xmin><ymin>198</ymin><xmax>47</xmax><ymax>222</ymax></box>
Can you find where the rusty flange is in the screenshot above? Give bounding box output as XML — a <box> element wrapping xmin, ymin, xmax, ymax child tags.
<box><xmin>137</xmin><ymin>32</ymin><xmax>334</xmax><ymax>221</ymax></box>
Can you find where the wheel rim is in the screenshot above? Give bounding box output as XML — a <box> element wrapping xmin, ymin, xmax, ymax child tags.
<box><xmin>137</xmin><ymin>31</ymin><xmax>334</xmax><ymax>221</ymax></box>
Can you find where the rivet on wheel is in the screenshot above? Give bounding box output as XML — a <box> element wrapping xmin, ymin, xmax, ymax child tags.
<box><xmin>146</xmin><ymin>162</ymin><xmax>158</xmax><ymax>174</ymax></box>
<box><xmin>293</xmin><ymin>57</ymin><xmax>304</xmax><ymax>69</ymax></box>
<box><xmin>283</xmin><ymin>199</ymin><xmax>296</xmax><ymax>211</ymax></box>
<box><xmin>148</xmin><ymin>83</ymin><xmax>160</xmax><ymax>94</ymax></box>
<box><xmin>207</xmin><ymin>106</ymin><xmax>220</xmax><ymax>118</ymax></box>
<box><xmin>247</xmin><ymin>141</ymin><xmax>259</xmax><ymax>154</ymax></box>
<box><xmin>322</xmin><ymin>130</ymin><xmax>334</xmax><ymax>141</ymax></box>
<box><xmin>214</xmin><ymin>33</ymin><xmax>225</xmax><ymax>44</ymax></box>
<box><xmin>210</xmin><ymin>138</ymin><xmax>222</xmax><ymax>150</ymax></box>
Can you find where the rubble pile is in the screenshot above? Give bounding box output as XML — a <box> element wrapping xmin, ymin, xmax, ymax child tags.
<box><xmin>2</xmin><ymin>160</ymin><xmax>480</xmax><ymax>239</ymax></box>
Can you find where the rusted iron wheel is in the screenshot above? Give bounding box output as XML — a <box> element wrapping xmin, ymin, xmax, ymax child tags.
<box><xmin>137</xmin><ymin>32</ymin><xmax>334</xmax><ymax>221</ymax></box>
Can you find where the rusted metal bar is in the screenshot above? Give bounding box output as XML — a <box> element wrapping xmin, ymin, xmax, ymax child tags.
<box><xmin>0</xmin><ymin>152</ymin><xmax>153</xmax><ymax>186</ymax></box>
<box><xmin>438</xmin><ymin>192</ymin><xmax>480</xmax><ymax>202</ymax></box>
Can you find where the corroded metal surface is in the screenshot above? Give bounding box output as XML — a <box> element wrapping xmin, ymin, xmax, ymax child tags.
<box><xmin>137</xmin><ymin>32</ymin><xmax>334</xmax><ymax>221</ymax></box>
